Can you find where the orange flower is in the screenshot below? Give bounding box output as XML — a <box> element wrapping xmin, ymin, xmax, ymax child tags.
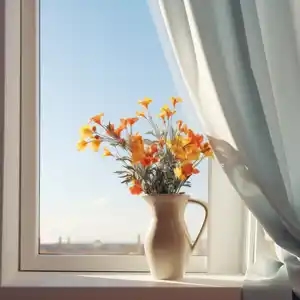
<box><xmin>127</xmin><ymin>117</ymin><xmax>139</xmax><ymax>126</ymax></box>
<box><xmin>182</xmin><ymin>162</ymin><xmax>199</xmax><ymax>176</ymax></box>
<box><xmin>177</xmin><ymin>120</ymin><xmax>183</xmax><ymax>130</ymax></box>
<box><xmin>141</xmin><ymin>144</ymin><xmax>159</xmax><ymax>166</ymax></box>
<box><xmin>77</xmin><ymin>140</ymin><xmax>88</xmax><ymax>151</ymax></box>
<box><xmin>120</xmin><ymin>118</ymin><xmax>128</xmax><ymax>127</ymax></box>
<box><xmin>145</xmin><ymin>143</ymin><xmax>158</xmax><ymax>155</ymax></box>
<box><xmin>106</xmin><ymin>123</ymin><xmax>123</xmax><ymax>139</ymax></box>
<box><xmin>174</xmin><ymin>162</ymin><xmax>199</xmax><ymax>180</ymax></box>
<box><xmin>160</xmin><ymin>105</ymin><xmax>176</xmax><ymax>119</ymax></box>
<box><xmin>201</xmin><ymin>142</ymin><xmax>214</xmax><ymax>157</ymax></box>
<box><xmin>140</xmin><ymin>156</ymin><xmax>152</xmax><ymax>167</ymax></box>
<box><xmin>119</xmin><ymin>117</ymin><xmax>139</xmax><ymax>127</ymax></box>
<box><xmin>171</xmin><ymin>97</ymin><xmax>182</xmax><ymax>107</ymax></box>
<box><xmin>138</xmin><ymin>97</ymin><xmax>152</xmax><ymax>109</ymax></box>
<box><xmin>136</xmin><ymin>111</ymin><xmax>145</xmax><ymax>118</ymax></box>
<box><xmin>114</xmin><ymin>121</ymin><xmax>127</xmax><ymax>138</ymax></box>
<box><xmin>103</xmin><ymin>147</ymin><xmax>113</xmax><ymax>157</ymax></box>
<box><xmin>80</xmin><ymin>125</ymin><xmax>93</xmax><ymax>139</ymax></box>
<box><xmin>90</xmin><ymin>137</ymin><xmax>101</xmax><ymax>152</ymax></box>
<box><xmin>141</xmin><ymin>155</ymin><xmax>159</xmax><ymax>167</ymax></box>
<box><xmin>150</xmin><ymin>143</ymin><xmax>158</xmax><ymax>154</ymax></box>
<box><xmin>180</xmin><ymin>124</ymin><xmax>189</xmax><ymax>134</ymax></box>
<box><xmin>114</xmin><ymin>127</ymin><xmax>123</xmax><ymax>138</ymax></box>
<box><xmin>129</xmin><ymin>180</ymin><xmax>143</xmax><ymax>195</ymax></box>
<box><xmin>106</xmin><ymin>123</ymin><xmax>115</xmax><ymax>135</ymax></box>
<box><xmin>90</xmin><ymin>113</ymin><xmax>104</xmax><ymax>125</ymax></box>
<box><xmin>188</xmin><ymin>129</ymin><xmax>204</xmax><ymax>147</ymax></box>
<box><xmin>130</xmin><ymin>134</ymin><xmax>145</xmax><ymax>164</ymax></box>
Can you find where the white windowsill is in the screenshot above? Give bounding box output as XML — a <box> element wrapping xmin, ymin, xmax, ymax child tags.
<box><xmin>4</xmin><ymin>271</ymin><xmax>295</xmax><ymax>300</ymax></box>
<box><xmin>3</xmin><ymin>271</ymin><xmax>244</xmax><ymax>287</ymax></box>
<box><xmin>0</xmin><ymin>272</ymin><xmax>243</xmax><ymax>300</ymax></box>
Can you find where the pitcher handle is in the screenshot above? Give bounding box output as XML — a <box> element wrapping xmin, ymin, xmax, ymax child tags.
<box><xmin>187</xmin><ymin>198</ymin><xmax>208</xmax><ymax>251</ymax></box>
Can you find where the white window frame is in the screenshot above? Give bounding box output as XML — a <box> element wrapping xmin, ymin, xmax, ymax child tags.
<box><xmin>1</xmin><ymin>0</ymin><xmax>256</xmax><ymax>280</ymax></box>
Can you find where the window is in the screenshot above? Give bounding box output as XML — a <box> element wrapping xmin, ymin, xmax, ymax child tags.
<box><xmin>3</xmin><ymin>0</ymin><xmax>251</xmax><ymax>277</ymax></box>
<box><xmin>19</xmin><ymin>0</ymin><xmax>208</xmax><ymax>272</ymax></box>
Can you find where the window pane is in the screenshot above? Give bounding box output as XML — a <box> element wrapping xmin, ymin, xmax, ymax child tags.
<box><xmin>39</xmin><ymin>0</ymin><xmax>208</xmax><ymax>256</ymax></box>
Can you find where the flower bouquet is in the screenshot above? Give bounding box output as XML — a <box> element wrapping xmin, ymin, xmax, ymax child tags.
<box><xmin>77</xmin><ymin>97</ymin><xmax>212</xmax><ymax>280</ymax></box>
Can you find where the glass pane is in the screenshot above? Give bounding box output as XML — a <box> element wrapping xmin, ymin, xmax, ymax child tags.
<box><xmin>39</xmin><ymin>0</ymin><xmax>208</xmax><ymax>256</ymax></box>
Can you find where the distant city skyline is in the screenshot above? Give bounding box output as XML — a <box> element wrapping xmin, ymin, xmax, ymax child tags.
<box><xmin>39</xmin><ymin>0</ymin><xmax>208</xmax><ymax>243</ymax></box>
<box><xmin>39</xmin><ymin>237</ymin><xmax>208</xmax><ymax>256</ymax></box>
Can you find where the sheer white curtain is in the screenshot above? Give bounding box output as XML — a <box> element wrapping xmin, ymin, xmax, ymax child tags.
<box><xmin>150</xmin><ymin>0</ymin><xmax>300</xmax><ymax>299</ymax></box>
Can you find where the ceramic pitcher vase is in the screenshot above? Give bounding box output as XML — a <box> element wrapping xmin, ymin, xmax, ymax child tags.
<box><xmin>143</xmin><ymin>194</ymin><xmax>208</xmax><ymax>280</ymax></box>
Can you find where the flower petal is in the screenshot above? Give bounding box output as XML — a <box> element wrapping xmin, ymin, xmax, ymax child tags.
<box><xmin>129</xmin><ymin>180</ymin><xmax>143</xmax><ymax>195</ymax></box>
<box><xmin>80</xmin><ymin>125</ymin><xmax>93</xmax><ymax>139</ymax></box>
<box><xmin>90</xmin><ymin>113</ymin><xmax>104</xmax><ymax>125</ymax></box>
<box><xmin>103</xmin><ymin>147</ymin><xmax>113</xmax><ymax>157</ymax></box>
<box><xmin>90</xmin><ymin>138</ymin><xmax>101</xmax><ymax>152</ymax></box>
<box><xmin>171</xmin><ymin>97</ymin><xmax>183</xmax><ymax>107</ymax></box>
<box><xmin>77</xmin><ymin>140</ymin><xmax>88</xmax><ymax>151</ymax></box>
<box><xmin>136</xmin><ymin>111</ymin><xmax>145</xmax><ymax>117</ymax></box>
<box><xmin>138</xmin><ymin>97</ymin><xmax>152</xmax><ymax>109</ymax></box>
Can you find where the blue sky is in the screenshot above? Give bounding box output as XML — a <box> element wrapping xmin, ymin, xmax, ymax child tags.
<box><xmin>40</xmin><ymin>0</ymin><xmax>208</xmax><ymax>243</ymax></box>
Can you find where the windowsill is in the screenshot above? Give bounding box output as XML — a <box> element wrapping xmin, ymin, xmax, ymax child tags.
<box><xmin>0</xmin><ymin>272</ymin><xmax>243</xmax><ymax>300</ymax></box>
<box><xmin>3</xmin><ymin>272</ymin><xmax>244</xmax><ymax>287</ymax></box>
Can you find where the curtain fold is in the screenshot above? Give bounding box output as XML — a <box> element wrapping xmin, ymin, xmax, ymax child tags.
<box><xmin>155</xmin><ymin>0</ymin><xmax>300</xmax><ymax>298</ymax></box>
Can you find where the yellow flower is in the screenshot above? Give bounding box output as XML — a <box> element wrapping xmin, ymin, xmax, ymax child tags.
<box><xmin>168</xmin><ymin>136</ymin><xmax>200</xmax><ymax>162</ymax></box>
<box><xmin>103</xmin><ymin>147</ymin><xmax>113</xmax><ymax>157</ymax></box>
<box><xmin>171</xmin><ymin>97</ymin><xmax>182</xmax><ymax>107</ymax></box>
<box><xmin>136</xmin><ymin>111</ymin><xmax>145</xmax><ymax>118</ymax></box>
<box><xmin>130</xmin><ymin>134</ymin><xmax>145</xmax><ymax>164</ymax></box>
<box><xmin>168</xmin><ymin>136</ymin><xmax>190</xmax><ymax>148</ymax></box>
<box><xmin>90</xmin><ymin>113</ymin><xmax>104</xmax><ymax>125</ymax></box>
<box><xmin>160</xmin><ymin>105</ymin><xmax>176</xmax><ymax>119</ymax></box>
<box><xmin>171</xmin><ymin>146</ymin><xmax>186</xmax><ymax>161</ymax></box>
<box><xmin>174</xmin><ymin>163</ymin><xmax>199</xmax><ymax>181</ymax></box>
<box><xmin>159</xmin><ymin>112</ymin><xmax>166</xmax><ymax>122</ymax></box>
<box><xmin>174</xmin><ymin>167</ymin><xmax>185</xmax><ymax>180</ymax></box>
<box><xmin>80</xmin><ymin>125</ymin><xmax>93</xmax><ymax>139</ymax></box>
<box><xmin>138</xmin><ymin>97</ymin><xmax>152</xmax><ymax>109</ymax></box>
<box><xmin>77</xmin><ymin>140</ymin><xmax>88</xmax><ymax>151</ymax></box>
<box><xmin>161</xmin><ymin>104</ymin><xmax>170</xmax><ymax>112</ymax></box>
<box><xmin>168</xmin><ymin>137</ymin><xmax>187</xmax><ymax>161</ymax></box>
<box><xmin>185</xmin><ymin>144</ymin><xmax>201</xmax><ymax>161</ymax></box>
<box><xmin>90</xmin><ymin>138</ymin><xmax>101</xmax><ymax>152</ymax></box>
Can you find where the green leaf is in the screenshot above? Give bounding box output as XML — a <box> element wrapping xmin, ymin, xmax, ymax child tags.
<box><xmin>114</xmin><ymin>171</ymin><xmax>125</xmax><ymax>174</ymax></box>
<box><xmin>118</xmin><ymin>174</ymin><xmax>131</xmax><ymax>179</ymax></box>
<box><xmin>143</xmin><ymin>139</ymin><xmax>154</xmax><ymax>146</ymax></box>
<box><xmin>121</xmin><ymin>178</ymin><xmax>132</xmax><ymax>184</ymax></box>
<box><xmin>116</xmin><ymin>157</ymin><xmax>132</xmax><ymax>162</ymax></box>
<box><xmin>123</xmin><ymin>165</ymin><xmax>135</xmax><ymax>171</ymax></box>
<box><xmin>145</xmin><ymin>131</ymin><xmax>156</xmax><ymax>137</ymax></box>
